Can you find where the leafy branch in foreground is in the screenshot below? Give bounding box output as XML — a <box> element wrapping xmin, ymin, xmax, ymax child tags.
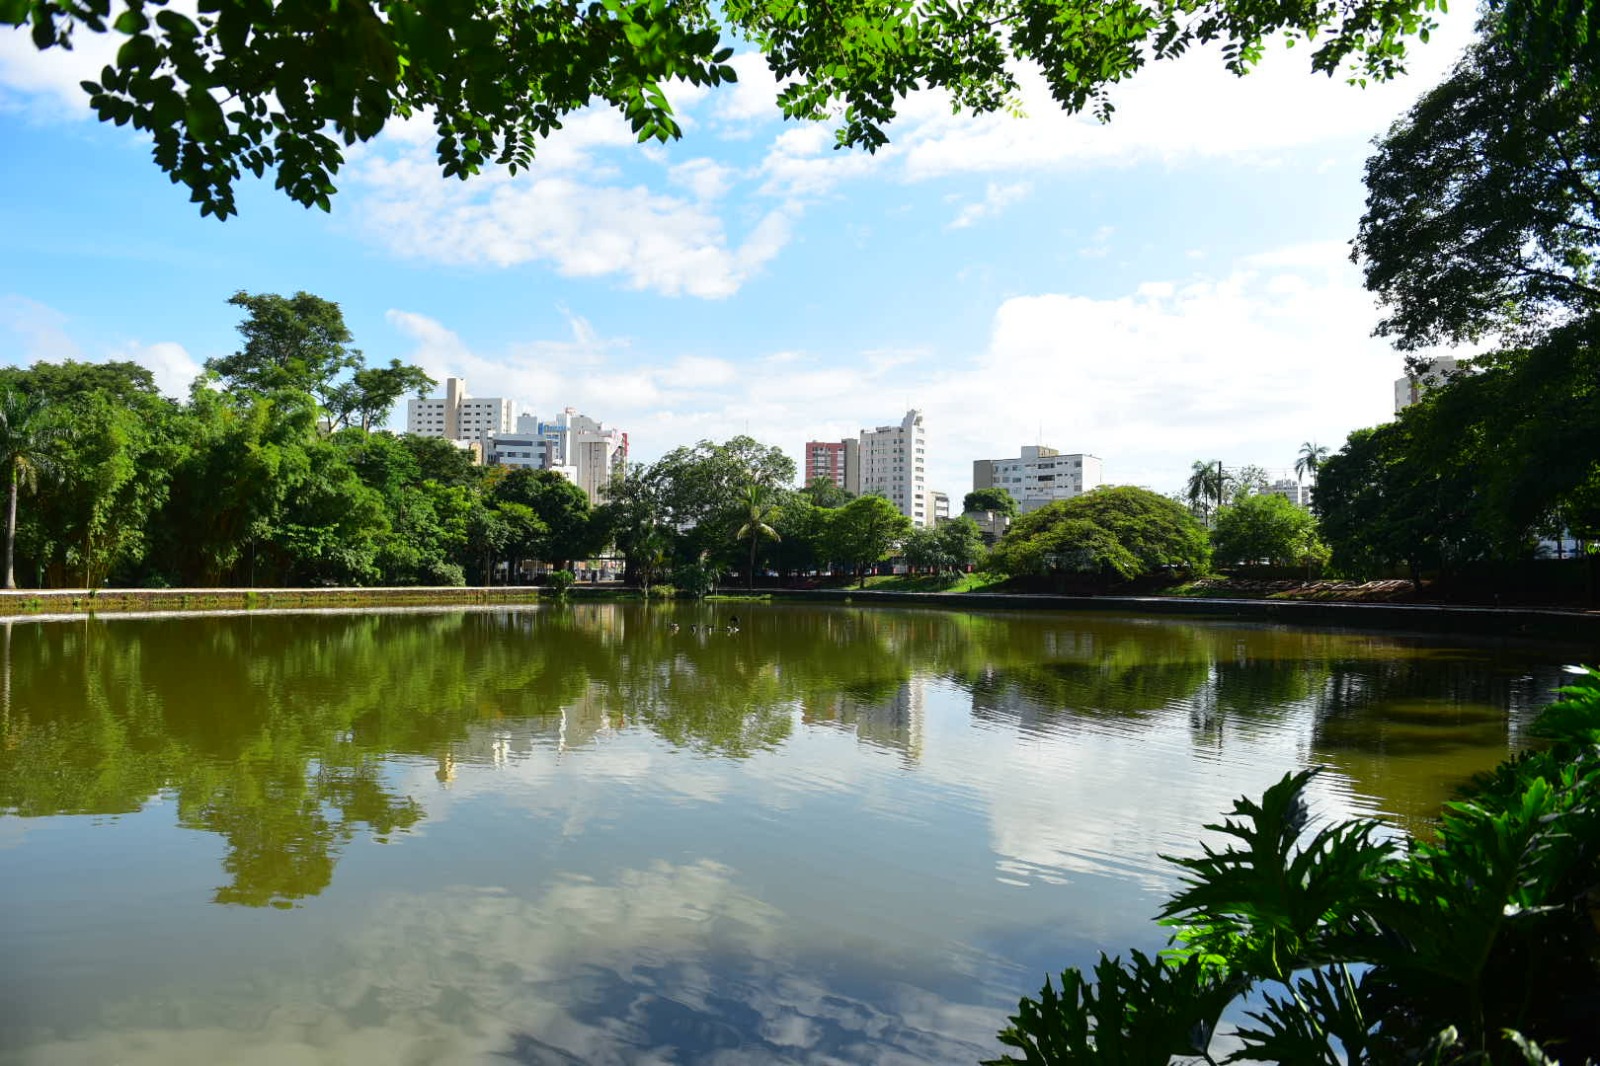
<box><xmin>4</xmin><ymin>0</ymin><xmax>1455</xmax><ymax>218</ymax></box>
<box><xmin>988</xmin><ymin>668</ymin><xmax>1600</xmax><ymax>1064</ymax></box>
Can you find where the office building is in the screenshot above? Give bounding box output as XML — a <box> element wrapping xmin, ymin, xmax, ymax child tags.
<box><xmin>972</xmin><ymin>446</ymin><xmax>1102</xmax><ymax>513</ymax></box>
<box><xmin>406</xmin><ymin>377</ymin><xmax>513</xmax><ymax>441</ymax></box>
<box><xmin>499</xmin><ymin>407</ymin><xmax>627</xmax><ymax>504</ymax></box>
<box><xmin>1263</xmin><ymin>478</ymin><xmax>1313</xmax><ymax>508</ymax></box>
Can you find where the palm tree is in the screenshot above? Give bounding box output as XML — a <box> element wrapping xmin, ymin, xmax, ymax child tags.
<box><xmin>734</xmin><ymin>484</ymin><xmax>781</xmax><ymax>591</ymax></box>
<box><xmin>0</xmin><ymin>390</ymin><xmax>62</xmax><ymax>589</ymax></box>
<box><xmin>1185</xmin><ymin>460</ymin><xmax>1229</xmax><ymax>526</ymax></box>
<box><xmin>1296</xmin><ymin>441</ymin><xmax>1329</xmax><ymax>487</ymax></box>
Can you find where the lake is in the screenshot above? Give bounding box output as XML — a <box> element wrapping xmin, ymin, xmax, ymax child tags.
<box><xmin>0</xmin><ymin>604</ymin><xmax>1583</xmax><ymax>1064</ymax></box>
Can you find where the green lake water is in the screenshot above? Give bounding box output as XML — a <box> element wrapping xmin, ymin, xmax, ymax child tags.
<box><xmin>0</xmin><ymin>604</ymin><xmax>1586</xmax><ymax>1064</ymax></box>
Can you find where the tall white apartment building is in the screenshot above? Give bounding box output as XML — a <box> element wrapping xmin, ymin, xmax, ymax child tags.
<box><xmin>859</xmin><ymin>409</ymin><xmax>928</xmax><ymax>527</ymax></box>
<box><xmin>1394</xmin><ymin>356</ymin><xmax>1459</xmax><ymax>413</ymax></box>
<box><xmin>407</xmin><ymin>377</ymin><xmax>513</xmax><ymax>441</ymax></box>
<box><xmin>973</xmin><ymin>446</ymin><xmax>1102</xmax><ymax>513</ymax></box>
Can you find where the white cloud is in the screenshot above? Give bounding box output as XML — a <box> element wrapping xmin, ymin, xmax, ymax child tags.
<box><xmin>351</xmin><ymin>148</ymin><xmax>791</xmax><ymax>298</ymax></box>
<box><xmin>709</xmin><ymin>52</ymin><xmax>785</xmax><ymax>128</ymax></box>
<box><xmin>948</xmin><ymin>181</ymin><xmax>1033</xmax><ymax>229</ymax></box>
<box><xmin>111</xmin><ymin>340</ymin><xmax>203</xmax><ymax>399</ymax></box>
<box><xmin>0</xmin><ymin>24</ymin><xmax>117</xmax><ymax>118</ymax></box>
<box><xmin>668</xmin><ymin>157</ymin><xmax>738</xmax><ymax>201</ymax></box>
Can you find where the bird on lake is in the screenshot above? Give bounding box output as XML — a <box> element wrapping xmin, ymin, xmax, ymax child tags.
<box><xmin>669</xmin><ymin>622</ymin><xmax>680</xmax><ymax>633</ymax></box>
<box><xmin>689</xmin><ymin>624</ymin><xmax>699</xmax><ymax>633</ymax></box>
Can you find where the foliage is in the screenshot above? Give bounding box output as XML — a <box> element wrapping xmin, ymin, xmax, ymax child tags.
<box><xmin>490</xmin><ymin>466</ymin><xmax>599</xmax><ymax>568</ymax></box>
<box><xmin>827</xmin><ymin>494</ymin><xmax>913</xmax><ymax>587</ymax></box>
<box><xmin>205</xmin><ymin>291</ymin><xmax>432</xmax><ymax>430</ymax></box>
<box><xmin>964</xmin><ymin>487</ymin><xmax>1020</xmax><ymax>517</ymax></box>
<box><xmin>0</xmin><ymin>388</ymin><xmax>67</xmax><ymax>589</ymax></box>
<box><xmin>903</xmin><ymin>516</ymin><xmax>987</xmax><ymax>574</ymax></box>
<box><xmin>988</xmin><ymin>669</ymin><xmax>1600</xmax><ymax>1065</ymax></box>
<box><xmin>990</xmin><ymin>486</ymin><xmax>1210</xmax><ymax>582</ymax></box>
<box><xmin>9</xmin><ymin>0</ymin><xmax>1454</xmax><ymax>218</ymax></box>
<box><xmin>1185</xmin><ymin>461</ymin><xmax>1230</xmax><ymax>525</ymax></box>
<box><xmin>1323</xmin><ymin>18</ymin><xmax>1600</xmax><ymax>576</ymax></box>
<box><xmin>547</xmin><ymin>568</ymin><xmax>576</xmax><ymax>596</ymax></box>
<box><xmin>1213</xmin><ymin>493</ymin><xmax>1326</xmax><ymax>569</ymax></box>
<box><xmin>1296</xmin><ymin>441</ymin><xmax>1329</xmax><ymax>486</ymax></box>
<box><xmin>801</xmin><ymin>477</ymin><xmax>853</xmax><ymax>509</ymax></box>
<box><xmin>1229</xmin><ymin>464</ymin><xmax>1270</xmax><ymax>504</ymax></box>
<box><xmin>733</xmin><ymin>483</ymin><xmax>781</xmax><ymax>590</ymax></box>
<box><xmin>1354</xmin><ymin>26</ymin><xmax>1600</xmax><ymax>352</ymax></box>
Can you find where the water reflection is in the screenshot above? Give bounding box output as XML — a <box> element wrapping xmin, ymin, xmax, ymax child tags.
<box><xmin>0</xmin><ymin>605</ymin><xmax>1583</xmax><ymax>1063</ymax></box>
<box><xmin>0</xmin><ymin>607</ymin><xmax>1577</xmax><ymax>909</ymax></box>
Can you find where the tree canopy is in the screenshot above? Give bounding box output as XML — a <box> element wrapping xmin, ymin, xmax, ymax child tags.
<box><xmin>1323</xmin><ymin>18</ymin><xmax>1600</xmax><ymax>576</ymax></box>
<box><xmin>989</xmin><ymin>485</ymin><xmax>1209</xmax><ymax>581</ymax></box>
<box><xmin>6</xmin><ymin>0</ymin><xmax>1458</xmax><ymax>218</ymax></box>
<box><xmin>1212</xmin><ymin>492</ymin><xmax>1325</xmax><ymax>569</ymax></box>
<box><xmin>1354</xmin><ymin>26</ymin><xmax>1600</xmax><ymax>351</ymax></box>
<box><xmin>963</xmin><ymin>487</ymin><xmax>1019</xmax><ymax>517</ymax></box>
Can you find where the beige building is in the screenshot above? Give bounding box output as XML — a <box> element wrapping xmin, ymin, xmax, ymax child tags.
<box><xmin>406</xmin><ymin>377</ymin><xmax>513</xmax><ymax>441</ymax></box>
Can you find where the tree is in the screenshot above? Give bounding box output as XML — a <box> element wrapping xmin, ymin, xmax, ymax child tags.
<box><xmin>1326</xmin><ymin>19</ymin><xmax>1600</xmax><ymax>578</ymax></box>
<box><xmin>490</xmin><ymin>467</ymin><xmax>597</xmax><ymax>569</ymax></box>
<box><xmin>800</xmin><ymin>477</ymin><xmax>852</xmax><ymax>509</ymax></box>
<box><xmin>0</xmin><ymin>359</ymin><xmax>164</xmax><ymax>405</ymax></box>
<box><xmin>328</xmin><ymin>360</ymin><xmax>436</xmax><ymax>432</ymax></box>
<box><xmin>937</xmin><ymin>516</ymin><xmax>987</xmax><ymax>572</ymax></box>
<box><xmin>10</xmin><ymin>0</ymin><xmax>1454</xmax><ymax>219</ymax></box>
<box><xmin>900</xmin><ymin>525</ymin><xmax>944</xmax><ymax>574</ymax></box>
<box><xmin>828</xmin><ymin>495</ymin><xmax>912</xmax><ymax>588</ymax></box>
<box><xmin>0</xmin><ymin>390</ymin><xmax>63</xmax><ymax>588</ymax></box>
<box><xmin>1295</xmin><ymin>441</ymin><xmax>1328</xmax><ymax>487</ymax></box>
<box><xmin>1185</xmin><ymin>461</ymin><xmax>1229</xmax><ymax>526</ymax></box>
<box><xmin>963</xmin><ymin>487</ymin><xmax>1019</xmax><ymax>517</ymax></box>
<box><xmin>401</xmin><ymin>434</ymin><xmax>481</xmax><ymax>488</ymax></box>
<box><xmin>1354</xmin><ymin>26</ymin><xmax>1600</xmax><ymax>351</ymax></box>
<box><xmin>206</xmin><ymin>291</ymin><xmax>361</xmax><ymax>412</ymax></box>
<box><xmin>1212</xmin><ymin>493</ymin><xmax>1325</xmax><ymax>569</ymax></box>
<box><xmin>733</xmin><ymin>484</ymin><xmax>781</xmax><ymax>590</ymax></box>
<box><xmin>989</xmin><ymin>486</ymin><xmax>1209</xmax><ymax>582</ymax></box>
<box><xmin>1228</xmin><ymin>464</ymin><xmax>1270</xmax><ymax>504</ymax></box>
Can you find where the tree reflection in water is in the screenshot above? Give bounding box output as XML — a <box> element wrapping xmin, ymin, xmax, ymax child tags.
<box><xmin>0</xmin><ymin>605</ymin><xmax>1573</xmax><ymax>904</ymax></box>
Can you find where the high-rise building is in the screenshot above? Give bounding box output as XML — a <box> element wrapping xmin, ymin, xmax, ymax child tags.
<box><xmin>497</xmin><ymin>407</ymin><xmax>627</xmax><ymax>504</ymax></box>
<box><xmin>406</xmin><ymin>377</ymin><xmax>513</xmax><ymax>441</ymax></box>
<box><xmin>859</xmin><ymin>409</ymin><xmax>928</xmax><ymax>527</ymax></box>
<box><xmin>1263</xmin><ymin>478</ymin><xmax>1313</xmax><ymax>508</ymax></box>
<box><xmin>972</xmin><ymin>446</ymin><xmax>1102</xmax><ymax>513</ymax></box>
<box><xmin>804</xmin><ymin>438</ymin><xmax>860</xmax><ymax>493</ymax></box>
<box><xmin>1394</xmin><ymin>356</ymin><xmax>1459</xmax><ymax>413</ymax></box>
<box><xmin>925</xmin><ymin>490</ymin><xmax>950</xmax><ymax>525</ymax></box>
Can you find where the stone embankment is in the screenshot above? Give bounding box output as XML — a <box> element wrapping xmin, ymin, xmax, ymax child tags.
<box><xmin>0</xmin><ymin>586</ymin><xmax>541</xmax><ymax>617</ymax></box>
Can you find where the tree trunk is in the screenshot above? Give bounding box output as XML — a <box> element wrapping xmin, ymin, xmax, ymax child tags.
<box><xmin>748</xmin><ymin>535</ymin><xmax>757</xmax><ymax>591</ymax></box>
<box><xmin>4</xmin><ymin>466</ymin><xmax>16</xmax><ymax>590</ymax></box>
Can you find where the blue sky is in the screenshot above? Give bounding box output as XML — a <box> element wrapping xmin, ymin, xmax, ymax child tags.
<box><xmin>0</xmin><ymin>11</ymin><xmax>1477</xmax><ymax>497</ymax></box>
